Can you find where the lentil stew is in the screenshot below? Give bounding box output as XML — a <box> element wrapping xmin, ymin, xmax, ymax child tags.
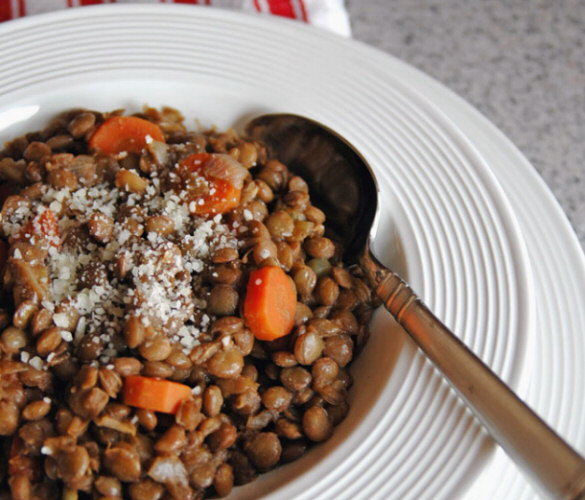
<box><xmin>0</xmin><ymin>107</ymin><xmax>377</xmax><ymax>499</ymax></box>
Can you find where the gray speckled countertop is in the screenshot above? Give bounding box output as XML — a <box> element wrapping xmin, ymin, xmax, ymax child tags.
<box><xmin>347</xmin><ymin>0</ymin><xmax>585</xmax><ymax>247</ymax></box>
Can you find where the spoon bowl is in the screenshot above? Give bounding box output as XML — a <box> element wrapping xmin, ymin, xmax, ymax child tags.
<box><xmin>245</xmin><ymin>114</ymin><xmax>378</xmax><ymax>262</ymax></box>
<box><xmin>246</xmin><ymin>113</ymin><xmax>585</xmax><ymax>500</ymax></box>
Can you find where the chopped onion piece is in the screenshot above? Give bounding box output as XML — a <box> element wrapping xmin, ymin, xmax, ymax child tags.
<box><xmin>203</xmin><ymin>154</ymin><xmax>248</xmax><ymax>189</ymax></box>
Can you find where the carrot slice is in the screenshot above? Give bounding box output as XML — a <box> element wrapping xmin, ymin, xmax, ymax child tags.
<box><xmin>176</xmin><ymin>153</ymin><xmax>242</xmax><ymax>216</ymax></box>
<box><xmin>122</xmin><ymin>375</ymin><xmax>192</xmax><ymax>414</ymax></box>
<box><xmin>243</xmin><ymin>266</ymin><xmax>297</xmax><ymax>341</ymax></box>
<box><xmin>17</xmin><ymin>209</ymin><xmax>60</xmax><ymax>247</ymax></box>
<box><xmin>89</xmin><ymin>116</ymin><xmax>165</xmax><ymax>155</ymax></box>
<box><xmin>36</xmin><ymin>209</ymin><xmax>59</xmax><ymax>242</ymax></box>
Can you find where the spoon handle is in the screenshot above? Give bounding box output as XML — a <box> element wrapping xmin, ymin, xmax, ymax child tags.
<box><xmin>361</xmin><ymin>249</ymin><xmax>585</xmax><ymax>499</ymax></box>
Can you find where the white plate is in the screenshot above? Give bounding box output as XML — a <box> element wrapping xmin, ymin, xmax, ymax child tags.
<box><xmin>0</xmin><ymin>5</ymin><xmax>577</xmax><ymax>499</ymax></box>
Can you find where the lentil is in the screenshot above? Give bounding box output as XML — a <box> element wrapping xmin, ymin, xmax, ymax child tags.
<box><xmin>213</xmin><ymin>462</ymin><xmax>234</xmax><ymax>497</ymax></box>
<box><xmin>103</xmin><ymin>443</ymin><xmax>141</xmax><ymax>482</ymax></box>
<box><xmin>0</xmin><ymin>326</ymin><xmax>27</xmax><ymax>354</ymax></box>
<box><xmin>303</xmin><ymin>405</ymin><xmax>332</xmax><ymax>442</ymax></box>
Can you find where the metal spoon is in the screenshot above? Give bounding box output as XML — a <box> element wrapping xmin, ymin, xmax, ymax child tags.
<box><xmin>245</xmin><ymin>113</ymin><xmax>585</xmax><ymax>500</ymax></box>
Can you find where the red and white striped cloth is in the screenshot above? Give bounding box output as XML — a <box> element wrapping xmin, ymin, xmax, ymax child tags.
<box><xmin>0</xmin><ymin>0</ymin><xmax>351</xmax><ymax>35</ymax></box>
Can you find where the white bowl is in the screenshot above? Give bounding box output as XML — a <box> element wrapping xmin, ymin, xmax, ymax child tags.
<box><xmin>0</xmin><ymin>5</ymin><xmax>552</xmax><ymax>499</ymax></box>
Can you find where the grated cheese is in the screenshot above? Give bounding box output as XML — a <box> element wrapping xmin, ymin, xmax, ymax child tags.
<box><xmin>6</xmin><ymin>141</ymin><xmax>243</xmax><ymax>363</ymax></box>
<box><xmin>53</xmin><ymin>313</ymin><xmax>70</xmax><ymax>328</ymax></box>
<box><xmin>29</xmin><ymin>356</ymin><xmax>43</xmax><ymax>370</ymax></box>
<box><xmin>60</xmin><ymin>330</ymin><xmax>73</xmax><ymax>343</ymax></box>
